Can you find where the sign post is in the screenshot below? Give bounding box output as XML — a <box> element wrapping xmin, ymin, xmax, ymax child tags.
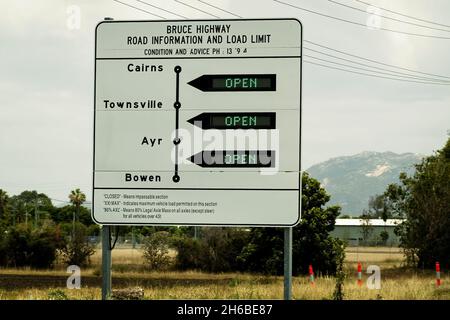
<box><xmin>93</xmin><ymin>18</ymin><xmax>302</xmax><ymax>299</ymax></box>
<box><xmin>284</xmin><ymin>227</ymin><xmax>293</xmax><ymax>300</ymax></box>
<box><xmin>101</xmin><ymin>225</ymin><xmax>111</xmax><ymax>300</ymax></box>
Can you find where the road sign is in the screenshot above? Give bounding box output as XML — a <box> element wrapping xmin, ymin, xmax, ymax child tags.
<box><xmin>93</xmin><ymin>19</ymin><xmax>302</xmax><ymax>226</ymax></box>
<box><xmin>188</xmin><ymin>150</ymin><xmax>276</xmax><ymax>168</ymax></box>
<box><xmin>188</xmin><ymin>74</ymin><xmax>277</xmax><ymax>91</ymax></box>
<box><xmin>187</xmin><ymin>112</ymin><xmax>277</xmax><ymax>130</ymax></box>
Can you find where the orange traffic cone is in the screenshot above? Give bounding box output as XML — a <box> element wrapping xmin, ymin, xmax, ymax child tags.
<box><xmin>357</xmin><ymin>262</ymin><xmax>363</xmax><ymax>287</ymax></box>
<box><xmin>436</xmin><ymin>262</ymin><xmax>441</xmax><ymax>287</ymax></box>
<box><xmin>309</xmin><ymin>264</ymin><xmax>315</xmax><ymax>286</ymax></box>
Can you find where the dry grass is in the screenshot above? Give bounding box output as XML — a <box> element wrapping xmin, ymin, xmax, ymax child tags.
<box><xmin>345</xmin><ymin>246</ymin><xmax>403</xmax><ymax>265</ymax></box>
<box><xmin>0</xmin><ymin>272</ymin><xmax>447</xmax><ymax>300</ymax></box>
<box><xmin>0</xmin><ymin>247</ymin><xmax>448</xmax><ymax>300</ymax></box>
<box><xmin>90</xmin><ymin>247</ymin><xmax>145</xmax><ymax>270</ymax></box>
<box><xmin>91</xmin><ymin>246</ymin><xmax>405</xmax><ymax>268</ymax></box>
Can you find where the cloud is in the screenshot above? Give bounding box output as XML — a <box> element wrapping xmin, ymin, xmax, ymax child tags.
<box><xmin>1</xmin><ymin>0</ymin><xmax>449</xmax><ymax>201</ymax></box>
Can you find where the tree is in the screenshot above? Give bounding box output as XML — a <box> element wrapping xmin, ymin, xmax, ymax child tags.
<box><xmin>9</xmin><ymin>191</ymin><xmax>53</xmax><ymax>226</ymax></box>
<box><xmin>68</xmin><ymin>188</ymin><xmax>86</xmax><ymax>239</ymax></box>
<box><xmin>52</xmin><ymin>205</ymin><xmax>93</xmax><ymax>227</ymax></box>
<box><xmin>8</xmin><ymin>197</ymin><xmax>28</xmax><ymax>225</ymax></box>
<box><xmin>366</xmin><ymin>194</ymin><xmax>390</xmax><ymax>220</ymax></box>
<box><xmin>384</xmin><ymin>138</ymin><xmax>450</xmax><ymax>268</ymax></box>
<box><xmin>239</xmin><ymin>172</ymin><xmax>345</xmax><ymax>275</ymax></box>
<box><xmin>0</xmin><ymin>189</ymin><xmax>10</xmax><ymax>226</ymax></box>
<box><xmin>360</xmin><ymin>211</ymin><xmax>374</xmax><ymax>244</ymax></box>
<box><xmin>362</xmin><ymin>193</ymin><xmax>396</xmax><ymax>245</ymax></box>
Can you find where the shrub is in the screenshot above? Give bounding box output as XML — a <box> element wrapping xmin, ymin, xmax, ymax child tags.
<box><xmin>202</xmin><ymin>228</ymin><xmax>249</xmax><ymax>272</ymax></box>
<box><xmin>173</xmin><ymin>228</ymin><xmax>249</xmax><ymax>272</ymax></box>
<box><xmin>142</xmin><ymin>231</ymin><xmax>173</xmax><ymax>270</ymax></box>
<box><xmin>172</xmin><ymin>236</ymin><xmax>205</xmax><ymax>271</ymax></box>
<box><xmin>47</xmin><ymin>289</ymin><xmax>69</xmax><ymax>300</ymax></box>
<box><xmin>59</xmin><ymin>223</ymin><xmax>95</xmax><ymax>267</ymax></box>
<box><xmin>0</xmin><ymin>222</ymin><xmax>64</xmax><ymax>268</ymax></box>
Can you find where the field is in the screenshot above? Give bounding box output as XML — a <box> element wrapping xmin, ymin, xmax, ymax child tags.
<box><xmin>0</xmin><ymin>246</ymin><xmax>448</xmax><ymax>300</ymax></box>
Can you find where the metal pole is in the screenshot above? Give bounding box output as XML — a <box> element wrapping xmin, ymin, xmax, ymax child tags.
<box><xmin>100</xmin><ymin>16</ymin><xmax>114</xmax><ymax>301</ymax></box>
<box><xmin>284</xmin><ymin>227</ymin><xmax>293</xmax><ymax>300</ymax></box>
<box><xmin>102</xmin><ymin>225</ymin><xmax>112</xmax><ymax>300</ymax></box>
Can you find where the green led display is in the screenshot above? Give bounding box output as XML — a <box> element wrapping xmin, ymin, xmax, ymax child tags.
<box><xmin>212</xmin><ymin>77</ymin><xmax>274</xmax><ymax>90</ymax></box>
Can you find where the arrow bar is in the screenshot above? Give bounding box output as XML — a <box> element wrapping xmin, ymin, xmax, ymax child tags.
<box><xmin>188</xmin><ymin>112</ymin><xmax>276</xmax><ymax>130</ymax></box>
<box><xmin>188</xmin><ymin>150</ymin><xmax>275</xmax><ymax>168</ymax></box>
<box><xmin>188</xmin><ymin>74</ymin><xmax>276</xmax><ymax>92</ymax></box>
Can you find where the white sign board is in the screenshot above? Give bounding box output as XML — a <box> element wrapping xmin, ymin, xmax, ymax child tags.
<box><xmin>93</xmin><ymin>19</ymin><xmax>302</xmax><ymax>226</ymax></box>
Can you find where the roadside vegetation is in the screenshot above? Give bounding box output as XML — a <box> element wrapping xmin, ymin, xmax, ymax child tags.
<box><xmin>0</xmin><ymin>137</ymin><xmax>449</xmax><ymax>300</ymax></box>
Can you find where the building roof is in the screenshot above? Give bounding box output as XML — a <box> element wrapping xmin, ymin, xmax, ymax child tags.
<box><xmin>335</xmin><ymin>219</ymin><xmax>404</xmax><ymax>227</ymax></box>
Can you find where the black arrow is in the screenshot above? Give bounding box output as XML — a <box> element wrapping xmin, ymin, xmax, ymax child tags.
<box><xmin>188</xmin><ymin>74</ymin><xmax>276</xmax><ymax>92</ymax></box>
<box><xmin>187</xmin><ymin>112</ymin><xmax>276</xmax><ymax>130</ymax></box>
<box><xmin>188</xmin><ymin>150</ymin><xmax>275</xmax><ymax>168</ymax></box>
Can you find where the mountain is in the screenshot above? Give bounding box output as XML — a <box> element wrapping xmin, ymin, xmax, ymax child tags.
<box><xmin>306</xmin><ymin>151</ymin><xmax>423</xmax><ymax>216</ymax></box>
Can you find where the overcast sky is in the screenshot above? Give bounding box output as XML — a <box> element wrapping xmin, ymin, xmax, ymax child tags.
<box><xmin>1</xmin><ymin>0</ymin><xmax>449</xmax><ymax>203</ymax></box>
